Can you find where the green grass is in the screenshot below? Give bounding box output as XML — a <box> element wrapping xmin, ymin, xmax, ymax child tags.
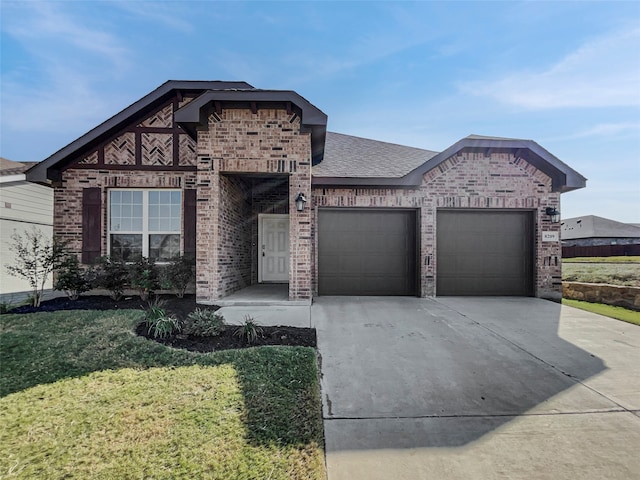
<box><xmin>563</xmin><ymin>299</ymin><xmax>640</xmax><ymax>326</ymax></box>
<box><xmin>563</xmin><ymin>256</ymin><xmax>640</xmax><ymax>263</ymax></box>
<box><xmin>0</xmin><ymin>310</ymin><xmax>325</xmax><ymax>479</ymax></box>
<box><xmin>562</xmin><ymin>262</ymin><xmax>640</xmax><ymax>287</ymax></box>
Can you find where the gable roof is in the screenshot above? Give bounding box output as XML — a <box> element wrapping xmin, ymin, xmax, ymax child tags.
<box><xmin>174</xmin><ymin>89</ymin><xmax>327</xmax><ymax>164</ymax></box>
<box><xmin>27</xmin><ymin>80</ymin><xmax>328</xmax><ymax>183</ymax></box>
<box><xmin>313</xmin><ymin>134</ymin><xmax>587</xmax><ymax>192</ymax></box>
<box><xmin>26</xmin><ymin>81</ymin><xmax>255</xmax><ymax>183</ymax></box>
<box><xmin>562</xmin><ymin>215</ymin><xmax>640</xmax><ymax>240</ymax></box>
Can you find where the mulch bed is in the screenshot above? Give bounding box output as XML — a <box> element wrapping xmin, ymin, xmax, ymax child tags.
<box><xmin>7</xmin><ymin>294</ymin><xmax>317</xmax><ymax>352</ymax></box>
<box><xmin>136</xmin><ymin>322</ymin><xmax>316</xmax><ymax>352</ymax></box>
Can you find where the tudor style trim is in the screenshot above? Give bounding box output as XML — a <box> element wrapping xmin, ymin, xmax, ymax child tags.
<box><xmin>26</xmin><ymin>81</ymin><xmax>254</xmax><ymax>184</ymax></box>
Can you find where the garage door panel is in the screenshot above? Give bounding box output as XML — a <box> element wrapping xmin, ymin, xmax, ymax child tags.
<box><xmin>437</xmin><ymin>211</ymin><xmax>533</xmax><ymax>296</ymax></box>
<box><xmin>318</xmin><ymin>210</ymin><xmax>417</xmax><ymax>296</ymax></box>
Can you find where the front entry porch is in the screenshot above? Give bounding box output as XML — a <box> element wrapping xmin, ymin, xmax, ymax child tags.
<box><xmin>214</xmin><ymin>283</ymin><xmax>310</xmax><ymax>306</ymax></box>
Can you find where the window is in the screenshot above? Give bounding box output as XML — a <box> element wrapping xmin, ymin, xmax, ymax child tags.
<box><xmin>109</xmin><ymin>190</ymin><xmax>181</xmax><ymax>262</ymax></box>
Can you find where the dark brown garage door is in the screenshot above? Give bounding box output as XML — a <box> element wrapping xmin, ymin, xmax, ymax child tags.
<box><xmin>437</xmin><ymin>210</ymin><xmax>534</xmax><ymax>296</ymax></box>
<box><xmin>318</xmin><ymin>209</ymin><xmax>417</xmax><ymax>295</ymax></box>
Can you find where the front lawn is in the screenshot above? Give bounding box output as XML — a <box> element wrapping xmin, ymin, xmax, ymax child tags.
<box><xmin>562</xmin><ymin>261</ymin><xmax>640</xmax><ymax>287</ymax></box>
<box><xmin>0</xmin><ymin>310</ymin><xmax>325</xmax><ymax>479</ymax></box>
<box><xmin>563</xmin><ymin>256</ymin><xmax>640</xmax><ymax>263</ymax></box>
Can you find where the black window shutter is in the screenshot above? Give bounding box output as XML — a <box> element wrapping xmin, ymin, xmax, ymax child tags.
<box><xmin>82</xmin><ymin>188</ymin><xmax>102</xmax><ymax>264</ymax></box>
<box><xmin>183</xmin><ymin>189</ymin><xmax>196</xmax><ymax>258</ymax></box>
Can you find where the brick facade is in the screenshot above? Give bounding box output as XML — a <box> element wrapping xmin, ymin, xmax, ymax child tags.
<box><xmin>312</xmin><ymin>150</ymin><xmax>562</xmax><ymax>299</ymax></box>
<box><xmin>195</xmin><ymin>108</ymin><xmax>313</xmax><ymax>302</ymax></box>
<box><xmin>49</xmin><ymin>83</ymin><xmax>568</xmax><ymax>304</ymax></box>
<box><xmin>54</xmin><ymin>169</ymin><xmax>197</xmax><ymax>260</ymax></box>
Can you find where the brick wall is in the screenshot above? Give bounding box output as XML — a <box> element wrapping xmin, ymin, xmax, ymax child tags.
<box><xmin>312</xmin><ymin>150</ymin><xmax>562</xmax><ymax>299</ymax></box>
<box><xmin>195</xmin><ymin>108</ymin><xmax>313</xmax><ymax>302</ymax></box>
<box><xmin>54</xmin><ymin>169</ymin><xmax>197</xmax><ymax>262</ymax></box>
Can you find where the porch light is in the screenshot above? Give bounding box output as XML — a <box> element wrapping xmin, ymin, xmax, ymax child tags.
<box><xmin>545</xmin><ymin>207</ymin><xmax>560</xmax><ymax>223</ymax></box>
<box><xmin>295</xmin><ymin>192</ymin><xmax>307</xmax><ymax>212</ymax></box>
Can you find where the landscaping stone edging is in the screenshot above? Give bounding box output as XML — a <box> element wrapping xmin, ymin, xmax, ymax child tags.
<box><xmin>562</xmin><ymin>281</ymin><xmax>640</xmax><ymax>311</ymax></box>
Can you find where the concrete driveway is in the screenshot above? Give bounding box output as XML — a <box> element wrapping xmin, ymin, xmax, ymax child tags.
<box><xmin>312</xmin><ymin>297</ymin><xmax>640</xmax><ymax>480</ymax></box>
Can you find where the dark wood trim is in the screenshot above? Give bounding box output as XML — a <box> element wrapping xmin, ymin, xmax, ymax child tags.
<box><xmin>183</xmin><ymin>189</ymin><xmax>197</xmax><ymax>257</ymax></box>
<box><xmin>67</xmin><ymin>164</ymin><xmax>196</xmax><ymax>172</ymax></box>
<box><xmin>135</xmin><ymin>131</ymin><xmax>142</xmax><ymax>166</ymax></box>
<box><xmin>82</xmin><ymin>188</ymin><xmax>102</xmax><ymax>264</ymax></box>
<box><xmin>131</xmin><ymin>126</ymin><xmax>182</xmax><ymax>134</ymax></box>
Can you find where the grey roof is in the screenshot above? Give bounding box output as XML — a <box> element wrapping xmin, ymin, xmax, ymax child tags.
<box><xmin>562</xmin><ymin>215</ymin><xmax>640</xmax><ymax>240</ymax></box>
<box><xmin>0</xmin><ymin>158</ymin><xmax>37</xmax><ymax>176</ymax></box>
<box><xmin>314</xmin><ymin>132</ymin><xmax>439</xmax><ymax>178</ymax></box>
<box><xmin>313</xmin><ymin>134</ymin><xmax>587</xmax><ymax>192</ymax></box>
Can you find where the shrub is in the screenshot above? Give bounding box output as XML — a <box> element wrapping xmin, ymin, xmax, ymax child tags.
<box><xmin>184</xmin><ymin>308</ymin><xmax>225</xmax><ymax>337</ymax></box>
<box><xmin>93</xmin><ymin>256</ymin><xmax>128</xmax><ymax>301</ymax></box>
<box><xmin>128</xmin><ymin>256</ymin><xmax>158</xmax><ymax>301</ymax></box>
<box><xmin>55</xmin><ymin>255</ymin><xmax>91</xmax><ymax>300</ymax></box>
<box><xmin>143</xmin><ymin>297</ymin><xmax>181</xmax><ymax>339</ymax></box>
<box><xmin>233</xmin><ymin>316</ymin><xmax>263</xmax><ymax>344</ymax></box>
<box><xmin>159</xmin><ymin>256</ymin><xmax>195</xmax><ymax>298</ymax></box>
<box><xmin>4</xmin><ymin>228</ymin><xmax>67</xmax><ymax>307</ymax></box>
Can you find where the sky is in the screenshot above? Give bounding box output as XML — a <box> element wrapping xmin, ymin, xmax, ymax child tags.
<box><xmin>1</xmin><ymin>0</ymin><xmax>639</xmax><ymax>223</ymax></box>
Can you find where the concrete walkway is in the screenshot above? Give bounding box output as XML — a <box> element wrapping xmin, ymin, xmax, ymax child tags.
<box><xmin>312</xmin><ymin>297</ymin><xmax>640</xmax><ymax>480</ymax></box>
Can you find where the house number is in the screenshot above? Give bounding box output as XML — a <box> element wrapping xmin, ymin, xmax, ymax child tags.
<box><xmin>542</xmin><ymin>231</ymin><xmax>559</xmax><ymax>242</ymax></box>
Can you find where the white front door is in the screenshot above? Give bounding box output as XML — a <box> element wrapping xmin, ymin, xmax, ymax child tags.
<box><xmin>259</xmin><ymin>214</ymin><xmax>289</xmax><ymax>282</ymax></box>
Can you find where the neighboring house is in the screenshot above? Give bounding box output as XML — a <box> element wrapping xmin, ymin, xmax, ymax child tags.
<box><xmin>562</xmin><ymin>215</ymin><xmax>640</xmax><ymax>257</ymax></box>
<box><xmin>0</xmin><ymin>158</ymin><xmax>54</xmax><ymax>301</ymax></box>
<box><xmin>27</xmin><ymin>81</ymin><xmax>586</xmax><ymax>303</ymax></box>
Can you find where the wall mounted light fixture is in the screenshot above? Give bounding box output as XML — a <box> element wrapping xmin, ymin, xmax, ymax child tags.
<box><xmin>545</xmin><ymin>207</ymin><xmax>560</xmax><ymax>223</ymax></box>
<box><xmin>295</xmin><ymin>192</ymin><xmax>307</xmax><ymax>212</ymax></box>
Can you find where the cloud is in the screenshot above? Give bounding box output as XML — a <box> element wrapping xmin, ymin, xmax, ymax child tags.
<box><xmin>570</xmin><ymin>122</ymin><xmax>640</xmax><ymax>139</ymax></box>
<box><xmin>0</xmin><ymin>3</ymin><xmax>132</xmax><ymax>135</ymax></box>
<box><xmin>460</xmin><ymin>26</ymin><xmax>640</xmax><ymax>109</ymax></box>
<box><xmin>4</xmin><ymin>2</ymin><xmax>130</xmax><ymax>72</ymax></box>
<box><xmin>112</xmin><ymin>1</ymin><xmax>194</xmax><ymax>33</ymax></box>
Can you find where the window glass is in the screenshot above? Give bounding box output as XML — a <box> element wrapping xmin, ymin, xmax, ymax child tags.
<box><xmin>149</xmin><ymin>234</ymin><xmax>180</xmax><ymax>262</ymax></box>
<box><xmin>108</xmin><ymin>190</ymin><xmax>181</xmax><ymax>262</ymax></box>
<box><xmin>110</xmin><ymin>234</ymin><xmax>142</xmax><ymax>262</ymax></box>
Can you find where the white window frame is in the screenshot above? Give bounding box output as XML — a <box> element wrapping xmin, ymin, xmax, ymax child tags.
<box><xmin>107</xmin><ymin>188</ymin><xmax>182</xmax><ymax>262</ymax></box>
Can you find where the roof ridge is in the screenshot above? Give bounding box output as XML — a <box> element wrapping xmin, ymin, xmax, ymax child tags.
<box><xmin>327</xmin><ymin>131</ymin><xmax>439</xmax><ymax>154</ymax></box>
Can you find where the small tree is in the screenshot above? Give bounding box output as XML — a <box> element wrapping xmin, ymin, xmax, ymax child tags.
<box><xmin>93</xmin><ymin>256</ymin><xmax>128</xmax><ymax>301</ymax></box>
<box><xmin>160</xmin><ymin>255</ymin><xmax>195</xmax><ymax>298</ymax></box>
<box><xmin>128</xmin><ymin>256</ymin><xmax>158</xmax><ymax>301</ymax></box>
<box><xmin>55</xmin><ymin>254</ymin><xmax>91</xmax><ymax>300</ymax></box>
<box><xmin>4</xmin><ymin>228</ymin><xmax>67</xmax><ymax>307</ymax></box>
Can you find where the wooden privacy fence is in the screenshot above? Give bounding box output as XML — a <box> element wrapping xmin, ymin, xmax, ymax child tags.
<box><xmin>562</xmin><ymin>244</ymin><xmax>640</xmax><ymax>258</ymax></box>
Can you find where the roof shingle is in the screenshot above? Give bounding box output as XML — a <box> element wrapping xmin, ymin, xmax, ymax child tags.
<box><xmin>314</xmin><ymin>132</ymin><xmax>438</xmax><ymax>178</ymax></box>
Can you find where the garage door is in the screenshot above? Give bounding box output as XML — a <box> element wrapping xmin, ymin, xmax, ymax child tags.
<box><xmin>318</xmin><ymin>209</ymin><xmax>417</xmax><ymax>295</ymax></box>
<box><xmin>437</xmin><ymin>211</ymin><xmax>534</xmax><ymax>296</ymax></box>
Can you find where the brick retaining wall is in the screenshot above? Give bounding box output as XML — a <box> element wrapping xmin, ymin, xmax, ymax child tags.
<box><xmin>563</xmin><ymin>281</ymin><xmax>640</xmax><ymax>311</ymax></box>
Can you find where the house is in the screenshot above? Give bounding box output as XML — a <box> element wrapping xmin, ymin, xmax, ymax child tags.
<box><xmin>562</xmin><ymin>215</ymin><xmax>640</xmax><ymax>257</ymax></box>
<box><xmin>27</xmin><ymin>80</ymin><xmax>586</xmax><ymax>303</ymax></box>
<box><xmin>1</xmin><ymin>158</ymin><xmax>54</xmax><ymax>301</ymax></box>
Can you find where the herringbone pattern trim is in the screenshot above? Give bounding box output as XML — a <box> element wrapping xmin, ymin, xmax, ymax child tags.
<box><xmin>138</xmin><ymin>104</ymin><xmax>173</xmax><ymax>128</ymax></box>
<box><xmin>105</xmin><ymin>133</ymin><xmax>135</xmax><ymax>165</ymax></box>
<box><xmin>77</xmin><ymin>151</ymin><xmax>98</xmax><ymax>165</ymax></box>
<box><xmin>142</xmin><ymin>133</ymin><xmax>173</xmax><ymax>166</ymax></box>
<box><xmin>178</xmin><ymin>134</ymin><xmax>197</xmax><ymax>166</ymax></box>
